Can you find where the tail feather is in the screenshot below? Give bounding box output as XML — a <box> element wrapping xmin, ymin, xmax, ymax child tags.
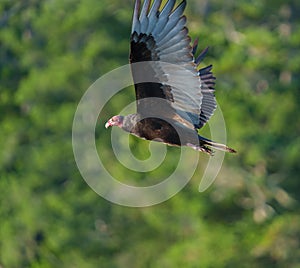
<box><xmin>198</xmin><ymin>135</ymin><xmax>237</xmax><ymax>154</ymax></box>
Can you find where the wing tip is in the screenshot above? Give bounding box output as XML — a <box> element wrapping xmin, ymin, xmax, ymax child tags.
<box><xmin>195</xmin><ymin>46</ymin><xmax>210</xmax><ymax>65</ymax></box>
<box><xmin>192</xmin><ymin>38</ymin><xmax>199</xmax><ymax>55</ymax></box>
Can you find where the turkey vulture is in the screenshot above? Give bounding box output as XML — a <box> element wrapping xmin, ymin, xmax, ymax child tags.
<box><xmin>105</xmin><ymin>0</ymin><xmax>236</xmax><ymax>155</ymax></box>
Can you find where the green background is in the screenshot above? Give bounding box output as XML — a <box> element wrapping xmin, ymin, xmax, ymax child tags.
<box><xmin>1</xmin><ymin>0</ymin><xmax>299</xmax><ymax>267</ymax></box>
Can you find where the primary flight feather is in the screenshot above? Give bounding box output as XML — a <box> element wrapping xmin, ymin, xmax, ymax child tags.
<box><xmin>105</xmin><ymin>0</ymin><xmax>236</xmax><ymax>155</ymax></box>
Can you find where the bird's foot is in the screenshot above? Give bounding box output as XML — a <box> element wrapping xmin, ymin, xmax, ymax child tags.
<box><xmin>186</xmin><ymin>143</ymin><xmax>214</xmax><ymax>156</ymax></box>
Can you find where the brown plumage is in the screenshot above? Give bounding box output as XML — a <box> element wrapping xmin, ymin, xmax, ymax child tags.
<box><xmin>105</xmin><ymin>0</ymin><xmax>236</xmax><ymax>155</ymax></box>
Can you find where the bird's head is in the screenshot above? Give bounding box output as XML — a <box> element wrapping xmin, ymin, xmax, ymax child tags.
<box><xmin>105</xmin><ymin>115</ymin><xmax>124</xmax><ymax>129</ymax></box>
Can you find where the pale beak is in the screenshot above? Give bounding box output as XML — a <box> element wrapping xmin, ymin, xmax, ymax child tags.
<box><xmin>105</xmin><ymin>121</ymin><xmax>110</xmax><ymax>128</ymax></box>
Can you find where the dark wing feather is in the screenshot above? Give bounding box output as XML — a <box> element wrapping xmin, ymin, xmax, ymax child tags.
<box><xmin>192</xmin><ymin>40</ymin><xmax>217</xmax><ymax>128</ymax></box>
<box><xmin>130</xmin><ymin>0</ymin><xmax>202</xmax><ymax>127</ymax></box>
<box><xmin>130</xmin><ymin>0</ymin><xmax>216</xmax><ymax>129</ymax></box>
<box><xmin>198</xmin><ymin>65</ymin><xmax>217</xmax><ymax>127</ymax></box>
<box><xmin>130</xmin><ymin>32</ymin><xmax>167</xmax><ymax>101</ymax></box>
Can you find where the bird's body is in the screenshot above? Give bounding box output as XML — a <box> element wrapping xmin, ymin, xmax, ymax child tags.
<box><xmin>105</xmin><ymin>0</ymin><xmax>236</xmax><ymax>155</ymax></box>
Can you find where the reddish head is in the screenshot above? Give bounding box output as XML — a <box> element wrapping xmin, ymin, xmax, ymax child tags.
<box><xmin>105</xmin><ymin>115</ymin><xmax>124</xmax><ymax>129</ymax></box>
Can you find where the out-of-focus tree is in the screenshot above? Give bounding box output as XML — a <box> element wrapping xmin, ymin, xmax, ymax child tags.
<box><xmin>0</xmin><ymin>0</ymin><xmax>299</xmax><ymax>267</ymax></box>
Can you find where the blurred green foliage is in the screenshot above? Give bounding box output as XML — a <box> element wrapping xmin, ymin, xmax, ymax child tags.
<box><xmin>1</xmin><ymin>0</ymin><xmax>300</xmax><ymax>267</ymax></box>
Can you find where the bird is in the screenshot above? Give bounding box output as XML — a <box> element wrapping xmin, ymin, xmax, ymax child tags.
<box><xmin>105</xmin><ymin>0</ymin><xmax>236</xmax><ymax>155</ymax></box>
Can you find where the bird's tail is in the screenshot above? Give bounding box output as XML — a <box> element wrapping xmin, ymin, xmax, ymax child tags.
<box><xmin>198</xmin><ymin>135</ymin><xmax>237</xmax><ymax>155</ymax></box>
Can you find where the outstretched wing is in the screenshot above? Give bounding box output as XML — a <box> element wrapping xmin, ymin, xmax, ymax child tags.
<box><xmin>130</xmin><ymin>0</ymin><xmax>215</xmax><ymax>129</ymax></box>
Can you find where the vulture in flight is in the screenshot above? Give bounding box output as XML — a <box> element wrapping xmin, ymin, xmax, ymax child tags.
<box><xmin>105</xmin><ymin>0</ymin><xmax>236</xmax><ymax>155</ymax></box>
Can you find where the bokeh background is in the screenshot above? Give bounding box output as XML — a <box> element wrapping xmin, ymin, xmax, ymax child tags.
<box><xmin>1</xmin><ymin>0</ymin><xmax>300</xmax><ymax>267</ymax></box>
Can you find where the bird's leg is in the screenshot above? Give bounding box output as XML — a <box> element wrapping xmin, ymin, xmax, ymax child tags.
<box><xmin>186</xmin><ymin>143</ymin><xmax>214</xmax><ymax>156</ymax></box>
